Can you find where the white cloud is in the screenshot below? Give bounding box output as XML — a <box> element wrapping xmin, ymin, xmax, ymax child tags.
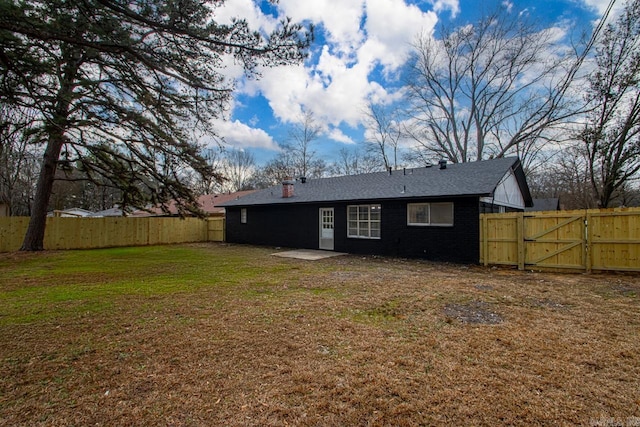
<box><xmin>213</xmin><ymin>0</ymin><xmax>283</xmax><ymax>83</ymax></box>
<box><xmin>429</xmin><ymin>0</ymin><xmax>460</xmax><ymax>17</ymax></box>
<box><xmin>214</xmin><ymin>0</ymin><xmax>279</xmax><ymax>33</ymax></box>
<box><xmin>580</xmin><ymin>0</ymin><xmax>617</xmax><ymax>16</ymax></box>
<box><xmin>243</xmin><ymin>65</ymin><xmax>310</xmax><ymax>122</ymax></box>
<box><xmin>328</xmin><ymin>127</ymin><xmax>356</xmax><ymax>144</ymax></box>
<box><xmin>364</xmin><ymin>0</ymin><xmax>438</xmax><ymax>72</ymax></box>
<box><xmin>210</xmin><ymin>119</ymin><xmax>279</xmax><ymax>151</ymax></box>
<box><xmin>578</xmin><ymin>0</ymin><xmax>627</xmax><ymax>28</ymax></box>
<box><xmin>277</xmin><ymin>0</ymin><xmax>366</xmax><ymax>55</ymax></box>
<box><xmin>236</xmin><ymin>0</ymin><xmax>437</xmax><ymax>135</ymax></box>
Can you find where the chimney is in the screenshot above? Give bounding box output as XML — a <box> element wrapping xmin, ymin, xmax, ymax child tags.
<box><xmin>439</xmin><ymin>159</ymin><xmax>447</xmax><ymax>170</ymax></box>
<box><xmin>282</xmin><ymin>177</ymin><xmax>295</xmax><ymax>198</ymax></box>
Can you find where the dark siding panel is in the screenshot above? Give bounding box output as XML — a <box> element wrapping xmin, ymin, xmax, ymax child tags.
<box><xmin>332</xmin><ymin>202</ymin><xmax>385</xmax><ymax>256</ymax></box>
<box><xmin>331</xmin><ymin>198</ymin><xmax>479</xmax><ymax>263</ymax></box>
<box><xmin>226</xmin><ymin>197</ymin><xmax>481</xmax><ymax>263</ymax></box>
<box><xmin>226</xmin><ymin>204</ymin><xmax>320</xmax><ymax>249</ymax></box>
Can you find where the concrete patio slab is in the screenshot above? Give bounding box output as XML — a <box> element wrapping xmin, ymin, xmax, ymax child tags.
<box><xmin>271</xmin><ymin>249</ymin><xmax>347</xmax><ymax>260</ymax></box>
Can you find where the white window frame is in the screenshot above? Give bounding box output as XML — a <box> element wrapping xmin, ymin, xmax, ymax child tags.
<box><xmin>407</xmin><ymin>202</ymin><xmax>454</xmax><ymax>227</ymax></box>
<box><xmin>347</xmin><ymin>204</ymin><xmax>381</xmax><ymax>239</ymax></box>
<box><xmin>240</xmin><ymin>208</ymin><xmax>247</xmax><ymax>224</ymax></box>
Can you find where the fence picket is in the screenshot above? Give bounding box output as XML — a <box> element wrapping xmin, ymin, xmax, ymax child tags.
<box><xmin>0</xmin><ymin>217</ymin><xmax>225</xmax><ymax>252</ymax></box>
<box><xmin>480</xmin><ymin>207</ymin><xmax>640</xmax><ymax>273</ymax></box>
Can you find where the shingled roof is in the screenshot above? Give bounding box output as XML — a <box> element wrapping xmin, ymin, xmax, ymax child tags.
<box><xmin>221</xmin><ymin>157</ymin><xmax>531</xmax><ymax>207</ymax></box>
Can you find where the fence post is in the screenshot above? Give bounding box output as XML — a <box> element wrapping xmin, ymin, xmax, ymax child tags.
<box><xmin>481</xmin><ymin>214</ymin><xmax>488</xmax><ymax>266</ymax></box>
<box><xmin>517</xmin><ymin>213</ymin><xmax>525</xmax><ymax>270</ymax></box>
<box><xmin>585</xmin><ymin>211</ymin><xmax>592</xmax><ymax>274</ymax></box>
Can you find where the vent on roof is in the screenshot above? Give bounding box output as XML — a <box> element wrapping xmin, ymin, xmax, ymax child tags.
<box><xmin>439</xmin><ymin>159</ymin><xmax>447</xmax><ymax>170</ymax></box>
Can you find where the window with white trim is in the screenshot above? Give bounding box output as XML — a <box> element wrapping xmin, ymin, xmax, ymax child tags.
<box><xmin>240</xmin><ymin>208</ymin><xmax>247</xmax><ymax>224</ymax></box>
<box><xmin>347</xmin><ymin>204</ymin><xmax>381</xmax><ymax>239</ymax></box>
<box><xmin>407</xmin><ymin>202</ymin><xmax>453</xmax><ymax>226</ymax></box>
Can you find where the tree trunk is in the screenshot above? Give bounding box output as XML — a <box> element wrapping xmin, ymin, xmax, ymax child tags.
<box><xmin>20</xmin><ymin>46</ymin><xmax>79</xmax><ymax>250</ymax></box>
<box><xmin>20</xmin><ymin>134</ymin><xmax>64</xmax><ymax>251</ymax></box>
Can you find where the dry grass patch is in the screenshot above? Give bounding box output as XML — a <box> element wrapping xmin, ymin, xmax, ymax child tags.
<box><xmin>1</xmin><ymin>244</ymin><xmax>639</xmax><ymax>426</ymax></box>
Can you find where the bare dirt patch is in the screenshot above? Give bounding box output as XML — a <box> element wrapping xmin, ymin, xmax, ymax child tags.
<box><xmin>443</xmin><ymin>300</ymin><xmax>503</xmax><ymax>324</ymax></box>
<box><xmin>1</xmin><ymin>244</ymin><xmax>639</xmax><ymax>426</ymax></box>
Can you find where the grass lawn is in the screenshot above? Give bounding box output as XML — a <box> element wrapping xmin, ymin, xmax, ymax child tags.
<box><xmin>0</xmin><ymin>243</ymin><xmax>639</xmax><ymax>426</ymax></box>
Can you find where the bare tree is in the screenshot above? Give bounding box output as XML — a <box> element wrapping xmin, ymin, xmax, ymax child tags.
<box><xmin>527</xmin><ymin>145</ymin><xmax>598</xmax><ymax>209</ymax></box>
<box><xmin>404</xmin><ymin>4</ymin><xmax>584</xmax><ymax>166</ymax></box>
<box><xmin>363</xmin><ymin>102</ymin><xmax>404</xmax><ymax>170</ymax></box>
<box><xmin>254</xmin><ymin>152</ymin><xmax>296</xmax><ymax>187</ymax></box>
<box><xmin>0</xmin><ymin>106</ymin><xmax>40</xmax><ymax>215</ymax></box>
<box><xmin>580</xmin><ymin>0</ymin><xmax>640</xmax><ymax>207</ymax></box>
<box><xmin>188</xmin><ymin>148</ymin><xmax>224</xmax><ymax>196</ymax></box>
<box><xmin>329</xmin><ymin>146</ymin><xmax>384</xmax><ymax>176</ymax></box>
<box><xmin>280</xmin><ymin>110</ymin><xmax>324</xmax><ymax>178</ymax></box>
<box><xmin>221</xmin><ymin>148</ymin><xmax>256</xmax><ymax>192</ymax></box>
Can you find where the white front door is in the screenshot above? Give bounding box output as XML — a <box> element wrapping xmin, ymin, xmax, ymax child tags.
<box><xmin>319</xmin><ymin>208</ymin><xmax>334</xmax><ymax>250</ymax></box>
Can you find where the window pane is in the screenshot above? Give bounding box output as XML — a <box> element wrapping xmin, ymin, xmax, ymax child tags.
<box><xmin>348</xmin><ymin>206</ymin><xmax>357</xmax><ymax>221</ymax></box>
<box><xmin>430</xmin><ymin>203</ymin><xmax>453</xmax><ymax>225</ymax></box>
<box><xmin>370</xmin><ymin>221</ymin><xmax>380</xmax><ymax>238</ymax></box>
<box><xmin>408</xmin><ymin>204</ymin><xmax>428</xmax><ymax>224</ymax></box>
<box><xmin>370</xmin><ymin>205</ymin><xmax>381</xmax><ymax>220</ymax></box>
<box><xmin>359</xmin><ymin>206</ymin><xmax>369</xmax><ymax>220</ymax></box>
<box><xmin>347</xmin><ymin>205</ymin><xmax>381</xmax><ymax>239</ymax></box>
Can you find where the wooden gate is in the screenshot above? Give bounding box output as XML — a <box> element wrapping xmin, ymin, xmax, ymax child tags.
<box><xmin>523</xmin><ymin>212</ymin><xmax>585</xmax><ymax>270</ymax></box>
<box><xmin>480</xmin><ymin>207</ymin><xmax>640</xmax><ymax>272</ymax></box>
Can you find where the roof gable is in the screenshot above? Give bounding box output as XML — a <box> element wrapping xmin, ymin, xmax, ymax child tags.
<box><xmin>480</xmin><ymin>168</ymin><xmax>527</xmax><ymax>209</ymax></box>
<box><xmin>222</xmin><ymin>157</ymin><xmax>532</xmax><ymax>207</ymax></box>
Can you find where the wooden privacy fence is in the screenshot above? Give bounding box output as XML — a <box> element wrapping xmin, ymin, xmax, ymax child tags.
<box><xmin>0</xmin><ymin>216</ymin><xmax>225</xmax><ymax>252</ymax></box>
<box><xmin>480</xmin><ymin>207</ymin><xmax>640</xmax><ymax>272</ymax></box>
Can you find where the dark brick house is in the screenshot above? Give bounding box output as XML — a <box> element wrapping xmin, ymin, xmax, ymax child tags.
<box><xmin>221</xmin><ymin>157</ymin><xmax>532</xmax><ymax>264</ymax></box>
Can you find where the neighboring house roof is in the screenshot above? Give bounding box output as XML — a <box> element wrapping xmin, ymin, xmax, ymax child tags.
<box><xmin>51</xmin><ymin>208</ymin><xmax>95</xmax><ymax>217</ymax></box>
<box><xmin>90</xmin><ymin>207</ymin><xmax>126</xmax><ymax>217</ymax></box>
<box><xmin>149</xmin><ymin>190</ymin><xmax>258</xmax><ymax>216</ymax></box>
<box><xmin>195</xmin><ymin>191</ymin><xmax>257</xmax><ymax>214</ymax></box>
<box><xmin>88</xmin><ymin>207</ymin><xmax>156</xmax><ymax>217</ymax></box>
<box><xmin>221</xmin><ymin>157</ymin><xmax>532</xmax><ymax>207</ymax></box>
<box><xmin>526</xmin><ymin>198</ymin><xmax>560</xmax><ymax>212</ymax></box>
<box><xmin>59</xmin><ymin>191</ymin><xmax>257</xmax><ymax>219</ymax></box>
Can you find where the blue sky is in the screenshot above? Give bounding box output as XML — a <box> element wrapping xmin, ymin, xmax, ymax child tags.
<box><xmin>209</xmin><ymin>0</ymin><xmax>615</xmax><ymax>165</ymax></box>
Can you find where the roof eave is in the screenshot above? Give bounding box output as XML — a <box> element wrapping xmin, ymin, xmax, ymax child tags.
<box><xmin>221</xmin><ymin>192</ymin><xmax>493</xmax><ymax>207</ymax></box>
<box><xmin>511</xmin><ymin>158</ymin><xmax>533</xmax><ymax>207</ymax></box>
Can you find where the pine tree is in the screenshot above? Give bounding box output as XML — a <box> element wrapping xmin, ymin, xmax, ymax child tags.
<box><xmin>0</xmin><ymin>0</ymin><xmax>310</xmax><ymax>250</ymax></box>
